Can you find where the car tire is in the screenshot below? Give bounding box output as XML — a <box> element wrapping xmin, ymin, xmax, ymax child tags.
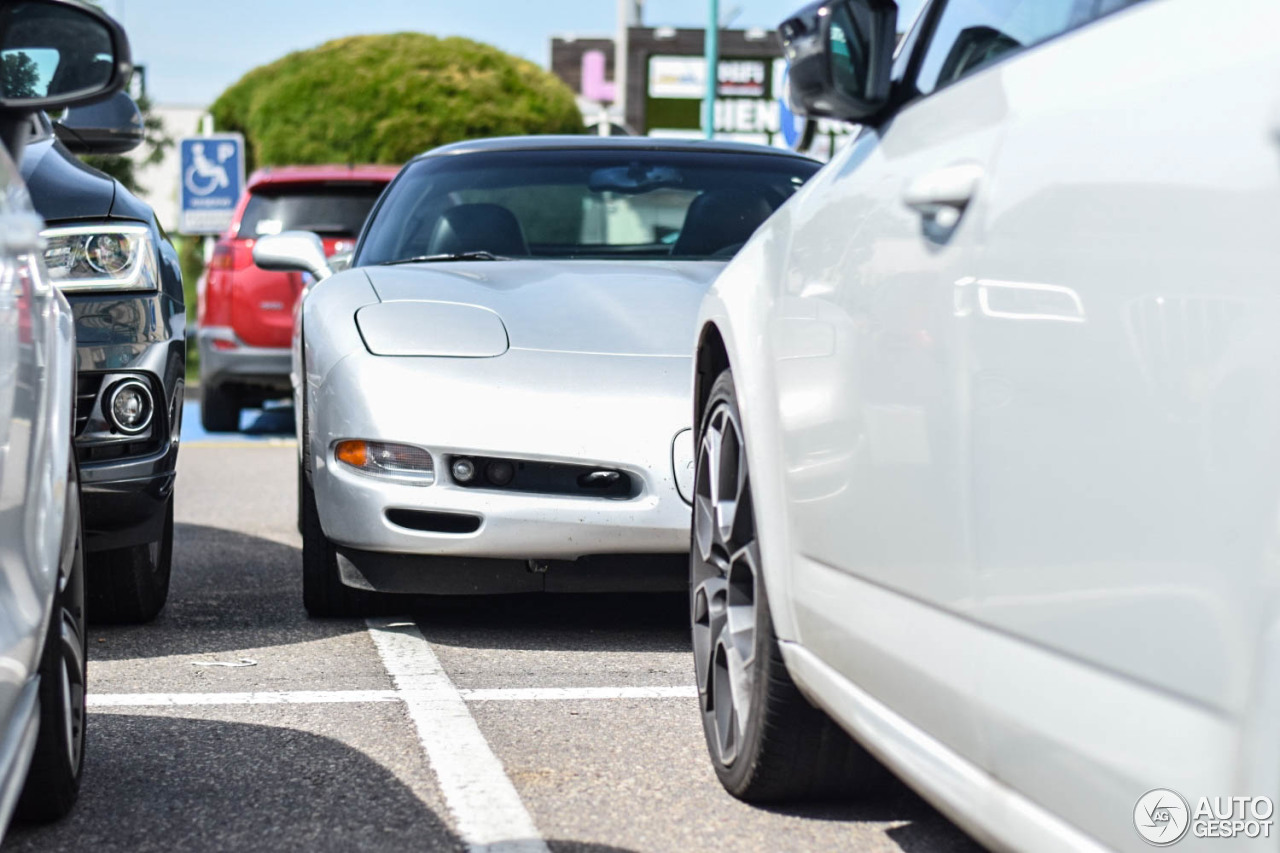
<box><xmin>88</xmin><ymin>494</ymin><xmax>173</xmax><ymax>624</ymax></box>
<box><xmin>692</xmin><ymin>369</ymin><xmax>882</xmax><ymax>802</ymax></box>
<box><xmin>297</xmin><ymin>381</ymin><xmax>310</xmax><ymax>536</ymax></box>
<box><xmin>300</xmin><ymin>463</ymin><xmax>369</xmax><ymax>618</ymax></box>
<box><xmin>16</xmin><ymin>452</ymin><xmax>88</xmax><ymax>822</ymax></box>
<box><xmin>200</xmin><ymin>383</ymin><xmax>241</xmax><ymax>432</ymax></box>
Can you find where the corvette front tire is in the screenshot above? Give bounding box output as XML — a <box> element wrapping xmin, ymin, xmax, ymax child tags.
<box><xmin>299</xmin><ymin>465</ymin><xmax>369</xmax><ymax>618</ymax></box>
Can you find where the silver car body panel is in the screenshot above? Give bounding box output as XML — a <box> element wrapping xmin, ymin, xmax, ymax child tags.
<box><xmin>0</xmin><ymin>141</ymin><xmax>75</xmax><ymax>840</ymax></box>
<box><xmin>301</xmin><ymin>260</ymin><xmax>719</xmax><ymax>565</ymax></box>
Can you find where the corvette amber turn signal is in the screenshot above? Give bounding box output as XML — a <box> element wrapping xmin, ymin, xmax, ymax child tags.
<box><xmin>335</xmin><ymin>440</ymin><xmax>368</xmax><ymax>467</ymax></box>
<box><xmin>333</xmin><ymin>440</ymin><xmax>434</xmax><ymax>485</ymax></box>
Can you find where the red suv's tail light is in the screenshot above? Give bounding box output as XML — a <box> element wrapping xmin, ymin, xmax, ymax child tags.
<box><xmin>210</xmin><ymin>242</ymin><xmax>236</xmax><ymax>272</ymax></box>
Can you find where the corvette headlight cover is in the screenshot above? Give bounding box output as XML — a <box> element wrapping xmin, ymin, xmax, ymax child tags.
<box><xmin>41</xmin><ymin>224</ymin><xmax>159</xmax><ymax>292</ymax></box>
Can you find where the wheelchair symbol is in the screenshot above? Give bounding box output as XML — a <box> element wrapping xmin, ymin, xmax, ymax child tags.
<box><xmin>184</xmin><ymin>142</ymin><xmax>232</xmax><ymax>197</ymax></box>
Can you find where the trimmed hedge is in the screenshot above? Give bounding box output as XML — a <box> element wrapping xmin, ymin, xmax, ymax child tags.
<box><xmin>211</xmin><ymin>33</ymin><xmax>583</xmax><ymax>168</ymax></box>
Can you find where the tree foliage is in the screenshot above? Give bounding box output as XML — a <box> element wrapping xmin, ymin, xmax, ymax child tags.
<box><xmin>211</xmin><ymin>33</ymin><xmax>583</xmax><ymax>169</ymax></box>
<box><xmin>2</xmin><ymin>52</ymin><xmax>41</xmax><ymax>99</ymax></box>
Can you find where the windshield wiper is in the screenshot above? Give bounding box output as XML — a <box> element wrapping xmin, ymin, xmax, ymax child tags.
<box><xmin>379</xmin><ymin>251</ymin><xmax>508</xmax><ymax>265</ymax></box>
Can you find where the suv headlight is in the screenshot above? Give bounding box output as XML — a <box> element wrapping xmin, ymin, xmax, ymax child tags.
<box><xmin>41</xmin><ymin>224</ymin><xmax>159</xmax><ymax>292</ymax></box>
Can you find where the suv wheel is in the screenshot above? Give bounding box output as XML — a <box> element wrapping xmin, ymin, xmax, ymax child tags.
<box><xmin>692</xmin><ymin>369</ymin><xmax>883</xmax><ymax>802</ymax></box>
<box><xmin>88</xmin><ymin>494</ymin><xmax>173</xmax><ymax>624</ymax></box>
<box><xmin>16</xmin><ymin>451</ymin><xmax>88</xmax><ymax>821</ymax></box>
<box><xmin>201</xmin><ymin>384</ymin><xmax>242</xmax><ymax>432</ymax></box>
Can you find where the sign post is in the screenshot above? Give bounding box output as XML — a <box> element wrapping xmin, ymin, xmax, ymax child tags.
<box><xmin>704</xmin><ymin>0</ymin><xmax>719</xmax><ymax>138</ymax></box>
<box><xmin>178</xmin><ymin>133</ymin><xmax>244</xmax><ymax>236</ymax></box>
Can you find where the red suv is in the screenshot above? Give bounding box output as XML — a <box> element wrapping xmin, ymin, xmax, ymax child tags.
<box><xmin>197</xmin><ymin>165</ymin><xmax>399</xmax><ymax>431</ymax></box>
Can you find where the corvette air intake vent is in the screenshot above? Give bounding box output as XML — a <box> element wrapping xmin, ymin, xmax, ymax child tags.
<box><xmin>447</xmin><ymin>455</ymin><xmax>635</xmax><ymax>499</ymax></box>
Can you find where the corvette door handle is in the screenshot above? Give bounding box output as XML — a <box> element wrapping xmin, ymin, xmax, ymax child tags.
<box><xmin>903</xmin><ymin>163</ymin><xmax>984</xmax><ymax>231</ymax></box>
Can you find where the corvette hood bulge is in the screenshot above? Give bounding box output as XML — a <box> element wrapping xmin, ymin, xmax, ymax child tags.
<box><xmin>364</xmin><ymin>260</ymin><xmax>724</xmax><ymax>357</ymax></box>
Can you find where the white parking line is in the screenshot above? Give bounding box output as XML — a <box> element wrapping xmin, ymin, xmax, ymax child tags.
<box><xmin>467</xmin><ymin>685</ymin><xmax>696</xmax><ymax>701</ymax></box>
<box><xmin>366</xmin><ymin>617</ymin><xmax>549</xmax><ymax>853</ymax></box>
<box><xmin>90</xmin><ymin>690</ymin><xmax>400</xmax><ymax>707</ymax></box>
<box><xmin>88</xmin><ymin>685</ymin><xmax>697</xmax><ymax>707</ymax></box>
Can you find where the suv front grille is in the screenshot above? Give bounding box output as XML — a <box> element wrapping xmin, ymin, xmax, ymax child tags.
<box><xmin>75</xmin><ymin>373</ymin><xmax>99</xmax><ymax>435</ymax></box>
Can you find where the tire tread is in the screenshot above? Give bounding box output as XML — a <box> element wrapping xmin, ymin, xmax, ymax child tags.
<box><xmin>300</xmin><ymin>469</ymin><xmax>370</xmax><ymax>618</ymax></box>
<box><xmin>87</xmin><ymin>496</ymin><xmax>172</xmax><ymax>625</ymax></box>
<box><xmin>700</xmin><ymin>368</ymin><xmax>883</xmax><ymax>803</ymax></box>
<box><xmin>200</xmin><ymin>384</ymin><xmax>241</xmax><ymax>433</ymax></box>
<box><xmin>15</xmin><ymin>452</ymin><xmax>87</xmax><ymax>822</ymax></box>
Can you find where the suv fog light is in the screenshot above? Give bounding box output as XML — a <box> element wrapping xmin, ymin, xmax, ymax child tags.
<box><xmin>104</xmin><ymin>380</ymin><xmax>154</xmax><ymax>434</ymax></box>
<box><xmin>334</xmin><ymin>440</ymin><xmax>434</xmax><ymax>485</ymax></box>
<box><xmin>451</xmin><ymin>458</ymin><xmax>476</xmax><ymax>483</ymax></box>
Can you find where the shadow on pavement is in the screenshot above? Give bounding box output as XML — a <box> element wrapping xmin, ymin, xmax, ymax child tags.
<box><xmin>4</xmin><ymin>714</ymin><xmax>453</xmax><ymax>852</ymax></box>
<box><xmin>94</xmin><ymin>523</ymin><xmax>690</xmax><ymax>660</ymax></box>
<box><xmin>240</xmin><ymin>403</ymin><xmax>295</xmax><ymax>436</ymax></box>
<box><xmin>89</xmin><ymin>523</ymin><xmax>369</xmax><ymax>661</ymax></box>
<box><xmin>2</xmin><ymin>714</ymin><xmax>648</xmax><ymax>853</ymax></box>
<box><xmin>761</xmin><ymin>781</ymin><xmax>988</xmax><ymax>853</ymax></box>
<box><xmin>405</xmin><ymin>592</ymin><xmax>691</xmax><ymax>654</ymax></box>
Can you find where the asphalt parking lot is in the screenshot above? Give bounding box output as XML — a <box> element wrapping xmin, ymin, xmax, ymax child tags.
<box><xmin>3</xmin><ymin>403</ymin><xmax>982</xmax><ymax>853</ymax></box>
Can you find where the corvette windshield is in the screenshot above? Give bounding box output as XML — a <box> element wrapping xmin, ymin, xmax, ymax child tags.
<box><xmin>354</xmin><ymin>148</ymin><xmax>820</xmax><ymax>264</ymax></box>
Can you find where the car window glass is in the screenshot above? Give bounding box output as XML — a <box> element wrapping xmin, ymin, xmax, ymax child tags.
<box><xmin>355</xmin><ymin>150</ymin><xmax>820</xmax><ymax>264</ymax></box>
<box><xmin>828</xmin><ymin>4</ymin><xmax>868</xmax><ymax>99</ymax></box>
<box><xmin>915</xmin><ymin>0</ymin><xmax>1144</xmax><ymax>96</ymax></box>
<box><xmin>237</xmin><ymin>185</ymin><xmax>384</xmax><ymax>240</ymax></box>
<box><xmin>890</xmin><ymin>0</ymin><xmax>933</xmax><ymax>81</ymax></box>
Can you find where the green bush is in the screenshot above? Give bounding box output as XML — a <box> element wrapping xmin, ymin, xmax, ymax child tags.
<box><xmin>211</xmin><ymin>33</ymin><xmax>584</xmax><ymax>169</ymax></box>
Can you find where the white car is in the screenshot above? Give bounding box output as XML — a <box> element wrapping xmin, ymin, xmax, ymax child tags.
<box><xmin>691</xmin><ymin>0</ymin><xmax>1280</xmax><ymax>851</ymax></box>
<box><xmin>254</xmin><ymin>137</ymin><xmax>819</xmax><ymax>616</ymax></box>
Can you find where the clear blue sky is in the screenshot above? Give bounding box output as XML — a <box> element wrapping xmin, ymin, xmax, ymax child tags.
<box><xmin>110</xmin><ymin>0</ymin><xmax>803</xmax><ymax>106</ymax></box>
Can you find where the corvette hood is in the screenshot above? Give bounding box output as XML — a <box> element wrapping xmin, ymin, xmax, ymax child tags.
<box><xmin>364</xmin><ymin>259</ymin><xmax>724</xmax><ymax>357</ymax></box>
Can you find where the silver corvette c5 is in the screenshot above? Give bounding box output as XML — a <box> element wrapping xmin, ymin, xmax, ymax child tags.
<box><xmin>254</xmin><ymin>137</ymin><xmax>819</xmax><ymax>616</ymax></box>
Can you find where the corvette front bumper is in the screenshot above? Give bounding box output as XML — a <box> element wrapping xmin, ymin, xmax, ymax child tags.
<box><xmin>309</xmin><ymin>347</ymin><xmax>694</xmax><ymax>579</ymax></box>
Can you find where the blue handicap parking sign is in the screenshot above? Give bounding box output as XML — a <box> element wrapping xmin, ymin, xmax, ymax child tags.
<box><xmin>179</xmin><ymin>134</ymin><xmax>245</xmax><ymax>235</ymax></box>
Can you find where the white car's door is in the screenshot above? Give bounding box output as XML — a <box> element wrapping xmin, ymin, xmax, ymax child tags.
<box><xmin>960</xmin><ymin>0</ymin><xmax>1280</xmax><ymax>846</ymax></box>
<box><xmin>775</xmin><ymin>0</ymin><xmax>1016</xmax><ymax>769</ymax></box>
<box><xmin>779</xmin><ymin>0</ymin><xmax>1173</xmax><ymax>788</ymax></box>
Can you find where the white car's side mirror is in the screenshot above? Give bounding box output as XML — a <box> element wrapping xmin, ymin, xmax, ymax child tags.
<box><xmin>253</xmin><ymin>231</ymin><xmax>333</xmax><ymax>281</ymax></box>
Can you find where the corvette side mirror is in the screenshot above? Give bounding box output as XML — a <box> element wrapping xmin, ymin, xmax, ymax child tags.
<box><xmin>253</xmin><ymin>231</ymin><xmax>333</xmax><ymax>282</ymax></box>
<box><xmin>329</xmin><ymin>251</ymin><xmax>353</xmax><ymax>274</ymax></box>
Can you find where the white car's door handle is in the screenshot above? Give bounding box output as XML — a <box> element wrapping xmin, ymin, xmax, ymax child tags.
<box><xmin>903</xmin><ymin>163</ymin><xmax>984</xmax><ymax>231</ymax></box>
